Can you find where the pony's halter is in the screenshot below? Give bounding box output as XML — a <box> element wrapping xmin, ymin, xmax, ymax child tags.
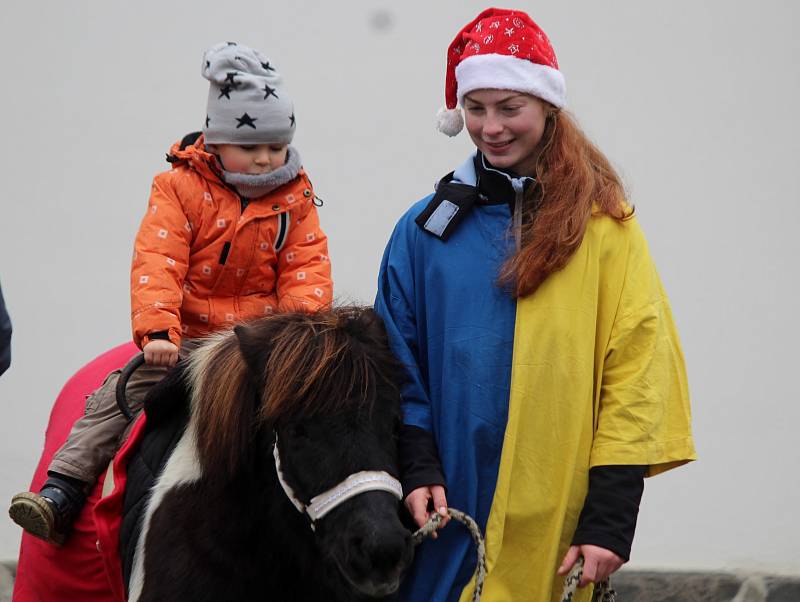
<box><xmin>273</xmin><ymin>439</ymin><xmax>403</xmax><ymax>530</ymax></box>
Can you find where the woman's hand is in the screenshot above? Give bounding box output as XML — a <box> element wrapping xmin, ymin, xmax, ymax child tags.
<box><xmin>143</xmin><ymin>339</ymin><xmax>179</xmax><ymax>367</ymax></box>
<box><xmin>557</xmin><ymin>544</ymin><xmax>624</xmax><ymax>587</ymax></box>
<box><xmin>405</xmin><ymin>485</ymin><xmax>449</xmax><ymax>537</ymax></box>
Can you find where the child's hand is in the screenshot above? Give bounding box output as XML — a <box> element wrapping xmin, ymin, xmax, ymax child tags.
<box><xmin>405</xmin><ymin>485</ymin><xmax>449</xmax><ymax>536</ymax></box>
<box><xmin>143</xmin><ymin>340</ymin><xmax>179</xmax><ymax>367</ymax></box>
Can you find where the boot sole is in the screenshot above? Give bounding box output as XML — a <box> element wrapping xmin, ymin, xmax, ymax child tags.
<box><xmin>9</xmin><ymin>492</ymin><xmax>65</xmax><ymax>546</ymax></box>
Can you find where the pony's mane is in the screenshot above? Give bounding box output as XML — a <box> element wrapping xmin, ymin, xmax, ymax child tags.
<box><xmin>185</xmin><ymin>308</ymin><xmax>402</xmax><ymax>477</ymax></box>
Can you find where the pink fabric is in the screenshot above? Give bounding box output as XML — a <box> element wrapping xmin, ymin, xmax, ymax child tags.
<box><xmin>13</xmin><ymin>342</ymin><xmax>138</xmax><ymax>602</ymax></box>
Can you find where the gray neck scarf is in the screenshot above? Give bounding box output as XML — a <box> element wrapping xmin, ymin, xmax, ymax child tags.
<box><xmin>220</xmin><ymin>146</ymin><xmax>302</xmax><ymax>199</ymax></box>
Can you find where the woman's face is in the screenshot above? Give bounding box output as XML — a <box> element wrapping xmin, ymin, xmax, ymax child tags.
<box><xmin>463</xmin><ymin>90</ymin><xmax>548</xmax><ymax>176</ymax></box>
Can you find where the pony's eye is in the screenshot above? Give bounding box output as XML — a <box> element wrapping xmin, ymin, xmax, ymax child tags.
<box><xmin>289</xmin><ymin>424</ymin><xmax>308</xmax><ymax>439</ymax></box>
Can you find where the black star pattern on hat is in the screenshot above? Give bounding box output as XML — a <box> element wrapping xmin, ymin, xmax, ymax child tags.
<box><xmin>205</xmin><ymin>115</ymin><xmax>210</xmax><ymax>128</ymax></box>
<box><xmin>226</xmin><ymin>41</ymin><xmax>237</xmax><ymax>46</ymax></box>
<box><xmin>236</xmin><ymin>113</ymin><xmax>257</xmax><ymax>129</ymax></box>
<box><xmin>218</xmin><ymin>85</ymin><xmax>233</xmax><ymax>99</ymax></box>
<box><xmin>290</xmin><ymin>113</ymin><xmax>296</xmax><ymax>127</ymax></box>
<box><xmin>263</xmin><ymin>84</ymin><xmax>278</xmax><ymax>100</ymax></box>
<box><xmin>225</xmin><ymin>72</ymin><xmax>240</xmax><ymax>88</ymax></box>
<box><xmin>261</xmin><ymin>61</ymin><xmax>276</xmax><ymax>72</ymax></box>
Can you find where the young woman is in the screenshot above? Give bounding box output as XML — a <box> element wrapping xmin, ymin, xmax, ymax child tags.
<box><xmin>375</xmin><ymin>8</ymin><xmax>696</xmax><ymax>602</ymax></box>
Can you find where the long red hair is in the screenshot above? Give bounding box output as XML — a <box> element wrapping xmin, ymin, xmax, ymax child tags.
<box><xmin>498</xmin><ymin>110</ymin><xmax>633</xmax><ymax>297</ymax></box>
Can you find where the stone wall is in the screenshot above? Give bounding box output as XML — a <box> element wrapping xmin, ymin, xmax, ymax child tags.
<box><xmin>613</xmin><ymin>571</ymin><xmax>800</xmax><ymax>602</ymax></box>
<box><xmin>1</xmin><ymin>561</ymin><xmax>798</xmax><ymax>602</ymax></box>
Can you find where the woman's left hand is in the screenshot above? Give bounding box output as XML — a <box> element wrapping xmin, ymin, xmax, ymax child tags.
<box><xmin>556</xmin><ymin>544</ymin><xmax>624</xmax><ymax>587</ymax></box>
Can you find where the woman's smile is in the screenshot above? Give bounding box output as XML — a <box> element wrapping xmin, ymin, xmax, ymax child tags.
<box><xmin>463</xmin><ymin>90</ymin><xmax>548</xmax><ymax>175</ymax></box>
<box><xmin>484</xmin><ymin>139</ymin><xmax>514</xmax><ymax>152</ymax></box>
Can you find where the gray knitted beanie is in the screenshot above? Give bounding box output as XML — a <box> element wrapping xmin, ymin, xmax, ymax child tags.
<box><xmin>202</xmin><ymin>42</ymin><xmax>295</xmax><ymax>145</ymax></box>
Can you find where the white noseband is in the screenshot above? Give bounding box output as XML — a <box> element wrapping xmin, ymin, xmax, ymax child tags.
<box><xmin>273</xmin><ymin>441</ymin><xmax>403</xmax><ymax>529</ymax></box>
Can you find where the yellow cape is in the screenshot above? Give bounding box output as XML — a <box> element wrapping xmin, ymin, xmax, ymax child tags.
<box><xmin>460</xmin><ymin>215</ymin><xmax>696</xmax><ymax>602</ymax></box>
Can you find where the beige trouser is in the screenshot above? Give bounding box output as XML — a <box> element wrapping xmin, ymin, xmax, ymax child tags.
<box><xmin>49</xmin><ymin>339</ymin><xmax>201</xmax><ymax>485</ymax></box>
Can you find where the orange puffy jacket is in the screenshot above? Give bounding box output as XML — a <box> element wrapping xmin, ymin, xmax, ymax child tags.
<box><xmin>130</xmin><ymin>135</ymin><xmax>332</xmax><ymax>349</ymax></box>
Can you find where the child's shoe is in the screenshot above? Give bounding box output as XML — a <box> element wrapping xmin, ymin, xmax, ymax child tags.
<box><xmin>8</xmin><ymin>478</ymin><xmax>86</xmax><ymax>545</ymax></box>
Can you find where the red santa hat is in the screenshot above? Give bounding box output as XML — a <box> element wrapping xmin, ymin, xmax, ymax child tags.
<box><xmin>437</xmin><ymin>8</ymin><xmax>566</xmax><ymax>136</ymax></box>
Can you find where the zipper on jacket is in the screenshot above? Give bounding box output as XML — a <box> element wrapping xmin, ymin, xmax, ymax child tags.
<box><xmin>274</xmin><ymin>212</ymin><xmax>290</xmax><ymax>252</ymax></box>
<box><xmin>219</xmin><ymin>241</ymin><xmax>231</xmax><ymax>265</ymax></box>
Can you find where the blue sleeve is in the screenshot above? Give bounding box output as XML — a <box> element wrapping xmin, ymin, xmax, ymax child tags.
<box><xmin>0</xmin><ymin>280</ymin><xmax>12</xmax><ymax>377</ymax></box>
<box><xmin>374</xmin><ymin>210</ymin><xmax>433</xmax><ymax>432</ymax></box>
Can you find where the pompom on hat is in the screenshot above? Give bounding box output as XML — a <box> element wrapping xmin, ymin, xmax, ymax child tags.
<box><xmin>437</xmin><ymin>8</ymin><xmax>566</xmax><ymax>136</ymax></box>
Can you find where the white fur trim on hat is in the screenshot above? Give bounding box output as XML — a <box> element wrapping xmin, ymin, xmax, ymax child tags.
<box><xmin>455</xmin><ymin>53</ymin><xmax>566</xmax><ymax>109</ymax></box>
<box><xmin>436</xmin><ymin>106</ymin><xmax>464</xmax><ymax>136</ymax></box>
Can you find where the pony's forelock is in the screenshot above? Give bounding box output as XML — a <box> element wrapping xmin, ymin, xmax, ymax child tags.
<box><xmin>257</xmin><ymin>309</ymin><xmax>394</xmax><ymax>423</ymax></box>
<box><xmin>186</xmin><ymin>308</ymin><xmax>403</xmax><ymax>479</ymax></box>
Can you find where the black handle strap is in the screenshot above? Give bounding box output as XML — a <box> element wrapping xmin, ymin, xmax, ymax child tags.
<box><xmin>116</xmin><ymin>353</ymin><xmax>146</xmax><ymax>422</ymax></box>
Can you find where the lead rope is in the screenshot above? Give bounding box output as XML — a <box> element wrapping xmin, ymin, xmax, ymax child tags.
<box><xmin>412</xmin><ymin>509</ymin><xmax>616</xmax><ymax>602</ymax></box>
<box><xmin>412</xmin><ymin>509</ymin><xmax>486</xmax><ymax>602</ymax></box>
<box><xmin>561</xmin><ymin>556</ymin><xmax>617</xmax><ymax>602</ymax></box>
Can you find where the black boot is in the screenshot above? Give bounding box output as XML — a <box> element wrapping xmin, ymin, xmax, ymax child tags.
<box><xmin>8</xmin><ymin>474</ymin><xmax>87</xmax><ymax>545</ymax></box>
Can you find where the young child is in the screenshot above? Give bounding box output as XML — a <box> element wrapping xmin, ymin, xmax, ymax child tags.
<box><xmin>9</xmin><ymin>41</ymin><xmax>333</xmax><ymax>544</ymax></box>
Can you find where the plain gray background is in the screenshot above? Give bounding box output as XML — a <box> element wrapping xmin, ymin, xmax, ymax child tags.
<box><xmin>0</xmin><ymin>1</ymin><xmax>798</xmax><ymax>572</ymax></box>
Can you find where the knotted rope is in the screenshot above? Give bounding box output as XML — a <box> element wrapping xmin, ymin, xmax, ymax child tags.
<box><xmin>412</xmin><ymin>509</ymin><xmax>617</xmax><ymax>602</ymax></box>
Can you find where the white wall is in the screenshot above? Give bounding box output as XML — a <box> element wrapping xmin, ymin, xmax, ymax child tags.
<box><xmin>0</xmin><ymin>0</ymin><xmax>798</xmax><ymax>573</ymax></box>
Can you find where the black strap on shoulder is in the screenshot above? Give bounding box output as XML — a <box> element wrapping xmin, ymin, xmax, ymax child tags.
<box><xmin>179</xmin><ymin>131</ymin><xmax>202</xmax><ymax>150</ymax></box>
<box><xmin>414</xmin><ymin>174</ymin><xmax>479</xmax><ymax>242</ymax></box>
<box><xmin>166</xmin><ymin>131</ymin><xmax>203</xmax><ymax>163</ymax></box>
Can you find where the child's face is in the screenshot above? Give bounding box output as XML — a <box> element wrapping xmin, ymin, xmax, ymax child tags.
<box><xmin>212</xmin><ymin>143</ymin><xmax>289</xmax><ymax>175</ymax></box>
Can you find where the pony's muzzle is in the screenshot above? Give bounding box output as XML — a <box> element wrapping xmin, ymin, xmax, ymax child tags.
<box><xmin>328</xmin><ymin>495</ymin><xmax>415</xmax><ymax>598</ymax></box>
<box><xmin>340</xmin><ymin>526</ymin><xmax>413</xmax><ymax>597</ymax></box>
<box><xmin>347</xmin><ymin>526</ymin><xmax>413</xmax><ymax>576</ymax></box>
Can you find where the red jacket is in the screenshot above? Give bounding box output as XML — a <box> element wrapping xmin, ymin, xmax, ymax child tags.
<box><xmin>131</xmin><ymin>136</ymin><xmax>332</xmax><ymax>348</ymax></box>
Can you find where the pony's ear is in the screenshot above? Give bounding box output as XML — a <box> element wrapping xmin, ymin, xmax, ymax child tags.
<box><xmin>234</xmin><ymin>323</ymin><xmax>271</xmax><ymax>381</ymax></box>
<box><xmin>355</xmin><ymin>307</ymin><xmax>388</xmax><ymax>341</ymax></box>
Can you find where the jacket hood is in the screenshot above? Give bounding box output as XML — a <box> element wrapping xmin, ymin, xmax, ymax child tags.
<box><xmin>166</xmin><ymin>132</ymin><xmax>224</xmax><ymax>185</ymax></box>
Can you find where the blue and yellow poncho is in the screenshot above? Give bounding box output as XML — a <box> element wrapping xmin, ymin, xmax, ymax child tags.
<box><xmin>374</xmin><ymin>155</ymin><xmax>696</xmax><ymax>602</ymax></box>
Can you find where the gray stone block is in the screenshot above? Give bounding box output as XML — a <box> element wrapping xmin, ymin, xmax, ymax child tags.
<box><xmin>613</xmin><ymin>570</ymin><xmax>742</xmax><ymax>602</ymax></box>
<box><xmin>612</xmin><ymin>571</ymin><xmax>800</xmax><ymax>602</ymax></box>
<box><xmin>763</xmin><ymin>576</ymin><xmax>800</xmax><ymax>602</ymax></box>
<box><xmin>0</xmin><ymin>561</ymin><xmax>15</xmax><ymax>602</ymax></box>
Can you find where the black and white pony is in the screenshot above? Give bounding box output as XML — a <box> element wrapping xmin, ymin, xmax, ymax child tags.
<box><xmin>122</xmin><ymin>308</ymin><xmax>414</xmax><ymax>601</ymax></box>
